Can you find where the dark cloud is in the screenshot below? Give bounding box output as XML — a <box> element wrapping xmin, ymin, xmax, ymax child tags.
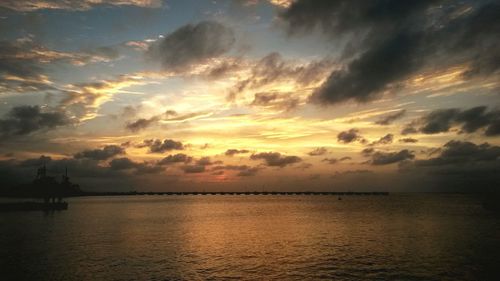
<box><xmin>195</xmin><ymin>157</ymin><xmax>220</xmax><ymax>166</ymax></box>
<box><xmin>282</xmin><ymin>1</ymin><xmax>500</xmax><ymax>104</ymax></box>
<box><xmin>109</xmin><ymin>157</ymin><xmax>164</xmax><ymax>175</ymax></box>
<box><xmin>18</xmin><ymin>155</ymin><xmax>52</xmax><ymax>167</ymax></box>
<box><xmin>74</xmin><ymin>145</ymin><xmax>125</xmax><ymax>161</ymax></box>
<box><xmin>147</xmin><ymin>21</ymin><xmax>235</xmax><ymax>72</ymax></box>
<box><xmin>281</xmin><ymin>0</ymin><xmax>434</xmax><ymax>36</ymax></box>
<box><xmin>0</xmin><ymin>38</ymin><xmax>119</xmax><ymax>94</ymax></box>
<box><xmin>370</xmin><ymin>134</ymin><xmax>394</xmax><ymax>146</ymax></box>
<box><xmin>1</xmin><ymin>155</ymin><xmax>127</xmax><ymax>188</ymax></box>
<box><xmin>375</xmin><ymin>110</ymin><xmax>406</xmax><ymax>125</ymax></box>
<box><xmin>401</xmin><ymin>126</ymin><xmax>418</xmax><ymax>135</ymax></box>
<box><xmin>337</xmin><ymin>129</ymin><xmax>365</xmax><ymax>144</ymax></box>
<box><xmin>403</xmin><ymin>106</ymin><xmax>500</xmax><ymax>136</ymax></box>
<box><xmin>371</xmin><ymin>149</ymin><xmax>415</xmax><ymax>165</ymax></box>
<box><xmin>420</xmin><ymin>108</ymin><xmax>460</xmax><ymax>134</ymax></box>
<box><xmin>125</xmin><ymin>117</ymin><xmax>159</xmax><ymax>132</ymax></box>
<box><xmin>157</xmin><ymin>153</ymin><xmax>192</xmax><ymax>165</ymax></box>
<box><xmin>0</xmin><ymin>105</ymin><xmax>69</xmax><ymax>140</ymax></box>
<box><xmin>295</xmin><ymin>162</ymin><xmax>312</xmax><ymax>170</ymax></box>
<box><xmin>250</xmin><ymin>152</ymin><xmax>301</xmax><ymax>167</ymax></box>
<box><xmin>139</xmin><ymin>139</ymin><xmax>184</xmax><ymax>153</ymax></box>
<box><xmin>236</xmin><ymin>167</ymin><xmax>260</xmax><ymax>177</ymax></box>
<box><xmin>399</xmin><ymin>137</ymin><xmax>418</xmax><ymax>143</ymax></box>
<box><xmin>228</xmin><ymin>52</ymin><xmax>333</xmax><ymax>101</ymax></box>
<box><xmin>415</xmin><ymin>140</ymin><xmax>500</xmax><ymax>166</ymax></box>
<box><xmin>361</xmin><ymin>148</ymin><xmax>374</xmax><ymax>157</ymax></box>
<box><xmin>310</xmin><ymin>30</ymin><xmax>424</xmax><ymax>104</ymax></box>
<box><xmin>0</xmin><ymin>0</ymin><xmax>162</xmax><ymax>12</ymax></box>
<box><xmin>322</xmin><ymin>158</ymin><xmax>338</xmax><ymax>165</ymax></box>
<box><xmin>250</xmin><ymin>91</ymin><xmax>301</xmax><ymax>112</ymax></box>
<box><xmin>332</xmin><ymin>169</ymin><xmax>374</xmax><ymax>178</ymax></box>
<box><xmin>401</xmin><ymin>140</ymin><xmax>500</xmax><ymax>191</ymax></box>
<box><xmin>212</xmin><ymin>164</ymin><xmax>260</xmax><ymax>177</ymax></box>
<box><xmin>204</xmin><ymin>59</ymin><xmax>243</xmax><ymax>79</ymax></box>
<box><xmin>308</xmin><ymin>147</ymin><xmax>328</xmax><ymax>156</ymax></box>
<box><xmin>225</xmin><ymin>149</ymin><xmax>250</xmax><ymax>156</ymax></box>
<box><xmin>181</xmin><ymin>165</ymin><xmax>206</xmax><ymax>173</ymax></box>
<box><xmin>108</xmin><ymin>157</ymin><xmax>138</xmax><ymax>170</ymax></box>
<box><xmin>0</xmin><ymin>40</ymin><xmax>51</xmax><ymax>93</ymax></box>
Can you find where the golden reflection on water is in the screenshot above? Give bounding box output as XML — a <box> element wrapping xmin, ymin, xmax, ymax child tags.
<box><xmin>0</xmin><ymin>194</ymin><xmax>499</xmax><ymax>280</ymax></box>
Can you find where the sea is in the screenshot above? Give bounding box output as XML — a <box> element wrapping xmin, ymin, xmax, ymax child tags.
<box><xmin>1</xmin><ymin>193</ymin><xmax>499</xmax><ymax>280</ymax></box>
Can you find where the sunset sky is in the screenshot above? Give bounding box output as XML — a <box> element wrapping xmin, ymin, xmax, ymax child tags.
<box><xmin>1</xmin><ymin>0</ymin><xmax>499</xmax><ymax>192</ymax></box>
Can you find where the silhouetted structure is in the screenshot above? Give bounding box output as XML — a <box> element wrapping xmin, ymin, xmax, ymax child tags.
<box><xmin>0</xmin><ymin>166</ymin><xmax>82</xmax><ymax>211</ymax></box>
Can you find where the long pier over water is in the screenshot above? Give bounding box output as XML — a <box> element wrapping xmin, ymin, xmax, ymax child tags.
<box><xmin>82</xmin><ymin>191</ymin><xmax>389</xmax><ymax>196</ymax></box>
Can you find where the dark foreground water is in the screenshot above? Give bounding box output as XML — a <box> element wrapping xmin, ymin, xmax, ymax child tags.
<box><xmin>1</xmin><ymin>194</ymin><xmax>499</xmax><ymax>280</ymax></box>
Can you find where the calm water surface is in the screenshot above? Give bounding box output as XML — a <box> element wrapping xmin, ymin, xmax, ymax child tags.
<box><xmin>1</xmin><ymin>194</ymin><xmax>499</xmax><ymax>280</ymax></box>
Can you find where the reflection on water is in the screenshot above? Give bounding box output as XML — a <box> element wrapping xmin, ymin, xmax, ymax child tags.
<box><xmin>1</xmin><ymin>194</ymin><xmax>499</xmax><ymax>280</ymax></box>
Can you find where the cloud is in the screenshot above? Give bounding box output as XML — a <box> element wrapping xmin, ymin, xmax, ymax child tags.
<box><xmin>308</xmin><ymin>147</ymin><xmax>328</xmax><ymax>156</ymax></box>
<box><xmin>109</xmin><ymin>157</ymin><xmax>139</xmax><ymax>170</ymax></box>
<box><xmin>0</xmin><ymin>38</ymin><xmax>119</xmax><ymax>94</ymax></box>
<box><xmin>172</xmin><ymin>156</ymin><xmax>220</xmax><ymax>173</ymax></box>
<box><xmin>250</xmin><ymin>91</ymin><xmax>301</xmax><ymax>112</ymax></box>
<box><xmin>337</xmin><ymin>129</ymin><xmax>365</xmax><ymax>144</ymax></box>
<box><xmin>4</xmin><ymin>156</ymin><xmax>104</xmax><ymax>182</ymax></box>
<box><xmin>74</xmin><ymin>145</ymin><xmax>125</xmax><ymax>161</ymax></box>
<box><xmin>109</xmin><ymin>157</ymin><xmax>164</xmax><ymax>175</ymax></box>
<box><xmin>282</xmin><ymin>1</ymin><xmax>500</xmax><ymax>104</ymax></box>
<box><xmin>138</xmin><ymin>139</ymin><xmax>184</xmax><ymax>153</ymax></box>
<box><xmin>250</xmin><ymin>152</ymin><xmax>301</xmax><ymax>167</ymax></box>
<box><xmin>322</xmin><ymin>158</ymin><xmax>338</xmax><ymax>165</ymax></box>
<box><xmin>0</xmin><ymin>39</ymin><xmax>53</xmax><ymax>93</ymax></box>
<box><xmin>16</xmin><ymin>156</ymin><xmax>114</xmax><ymax>177</ymax></box>
<box><xmin>332</xmin><ymin>169</ymin><xmax>374</xmax><ymax>178</ymax></box>
<box><xmin>399</xmin><ymin>137</ymin><xmax>418</xmax><ymax>143</ymax></box>
<box><xmin>125</xmin><ymin>110</ymin><xmax>213</xmax><ymax>132</ymax></box>
<box><xmin>371</xmin><ymin>149</ymin><xmax>415</xmax><ymax>165</ymax></box>
<box><xmin>0</xmin><ymin>105</ymin><xmax>69</xmax><ymax>140</ymax></box>
<box><xmin>60</xmin><ymin>73</ymin><xmax>144</xmax><ymax>121</ymax></box>
<box><xmin>419</xmin><ymin>108</ymin><xmax>460</xmax><ymax>134</ymax></box>
<box><xmin>401</xmin><ymin>140</ymin><xmax>500</xmax><ymax>190</ymax></box>
<box><xmin>310</xmin><ymin>31</ymin><xmax>424</xmax><ymax>104</ymax></box>
<box><xmin>181</xmin><ymin>165</ymin><xmax>206</xmax><ymax>173</ymax></box>
<box><xmin>401</xmin><ymin>126</ymin><xmax>418</xmax><ymax>135</ymax></box>
<box><xmin>228</xmin><ymin>52</ymin><xmax>333</xmax><ymax>101</ymax></box>
<box><xmin>0</xmin><ymin>0</ymin><xmax>162</xmax><ymax>11</ymax></box>
<box><xmin>415</xmin><ymin>140</ymin><xmax>500</xmax><ymax>167</ymax></box>
<box><xmin>204</xmin><ymin>59</ymin><xmax>244</xmax><ymax>80</ymax></box>
<box><xmin>0</xmin><ymin>153</ymin><xmax>173</xmax><ymax>191</ymax></box>
<box><xmin>195</xmin><ymin>156</ymin><xmax>220</xmax><ymax>166</ymax></box>
<box><xmin>236</xmin><ymin>167</ymin><xmax>260</xmax><ymax>176</ymax></box>
<box><xmin>157</xmin><ymin>153</ymin><xmax>192</xmax><ymax>165</ymax></box>
<box><xmin>375</xmin><ymin>110</ymin><xmax>406</xmax><ymax>125</ymax></box>
<box><xmin>402</xmin><ymin>106</ymin><xmax>500</xmax><ymax>136</ymax></box>
<box><xmin>212</xmin><ymin>164</ymin><xmax>260</xmax><ymax>176</ymax></box>
<box><xmin>361</xmin><ymin>148</ymin><xmax>374</xmax><ymax>158</ymax></box>
<box><xmin>125</xmin><ymin>117</ymin><xmax>159</xmax><ymax>132</ymax></box>
<box><xmin>225</xmin><ymin>149</ymin><xmax>250</xmax><ymax>156</ymax></box>
<box><xmin>370</xmin><ymin>134</ymin><xmax>394</xmax><ymax>146</ymax></box>
<box><xmin>147</xmin><ymin>21</ymin><xmax>235</xmax><ymax>72</ymax></box>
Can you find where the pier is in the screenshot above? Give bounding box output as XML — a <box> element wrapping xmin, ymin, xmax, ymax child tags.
<box><xmin>81</xmin><ymin>191</ymin><xmax>389</xmax><ymax>196</ymax></box>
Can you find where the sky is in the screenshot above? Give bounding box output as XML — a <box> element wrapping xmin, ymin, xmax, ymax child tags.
<box><xmin>0</xmin><ymin>0</ymin><xmax>499</xmax><ymax>192</ymax></box>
